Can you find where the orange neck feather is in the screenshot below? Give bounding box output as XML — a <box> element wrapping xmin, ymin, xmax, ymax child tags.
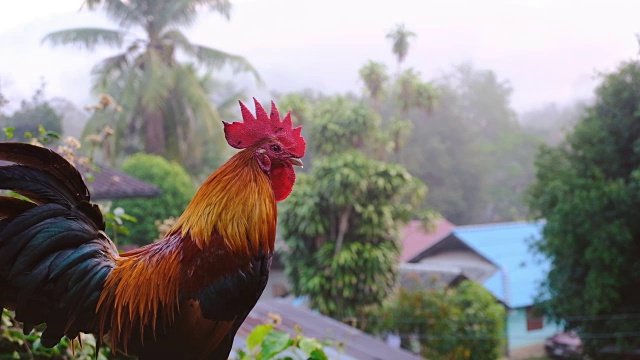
<box><xmin>170</xmin><ymin>147</ymin><xmax>277</xmax><ymax>254</ymax></box>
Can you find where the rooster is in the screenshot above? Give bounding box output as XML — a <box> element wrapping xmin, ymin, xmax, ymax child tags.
<box><xmin>0</xmin><ymin>99</ymin><xmax>305</xmax><ymax>360</ymax></box>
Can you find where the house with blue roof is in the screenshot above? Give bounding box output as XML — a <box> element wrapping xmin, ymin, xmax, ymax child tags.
<box><xmin>402</xmin><ymin>220</ymin><xmax>562</xmax><ymax>357</ymax></box>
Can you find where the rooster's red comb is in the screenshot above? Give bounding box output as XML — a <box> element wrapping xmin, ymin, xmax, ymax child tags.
<box><xmin>223</xmin><ymin>98</ymin><xmax>306</xmax><ymax>158</ymax></box>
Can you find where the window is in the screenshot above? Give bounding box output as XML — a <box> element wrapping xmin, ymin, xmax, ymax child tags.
<box><xmin>526</xmin><ymin>306</ymin><xmax>544</xmax><ymax>331</ymax></box>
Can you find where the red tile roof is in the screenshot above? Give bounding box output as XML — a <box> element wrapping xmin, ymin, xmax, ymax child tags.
<box><xmin>401</xmin><ymin>218</ymin><xmax>455</xmax><ymax>262</ymax></box>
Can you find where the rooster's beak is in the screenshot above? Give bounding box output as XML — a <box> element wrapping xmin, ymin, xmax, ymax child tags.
<box><xmin>289</xmin><ymin>158</ymin><xmax>303</xmax><ymax>168</ymax></box>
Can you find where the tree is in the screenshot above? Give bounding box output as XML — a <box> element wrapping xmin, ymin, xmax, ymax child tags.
<box><xmin>370</xmin><ymin>281</ymin><xmax>505</xmax><ymax>359</ymax></box>
<box><xmin>397</xmin><ymin>63</ymin><xmax>538</xmax><ymax>224</ymax></box>
<box><xmin>0</xmin><ymin>83</ymin><xmax>63</xmax><ymax>143</ymax></box>
<box><xmin>394</xmin><ymin>68</ymin><xmax>438</xmax><ymax>115</ymax></box>
<box><xmin>359</xmin><ymin>60</ymin><xmax>389</xmax><ymax>104</ymax></box>
<box><xmin>280</xmin><ymin>96</ymin><xmax>428</xmax><ymax>321</ymax></box>
<box><xmin>43</xmin><ymin>0</ymin><xmax>260</xmax><ymax>163</ymax></box>
<box><xmin>112</xmin><ymin>153</ymin><xmax>195</xmax><ymax>246</ymax></box>
<box><xmin>397</xmin><ymin>85</ymin><xmax>486</xmax><ymax>225</ymax></box>
<box><xmin>527</xmin><ymin>60</ymin><xmax>640</xmax><ymax>356</ymax></box>
<box><xmin>386</xmin><ymin>23</ymin><xmax>416</xmax><ymax>69</ymax></box>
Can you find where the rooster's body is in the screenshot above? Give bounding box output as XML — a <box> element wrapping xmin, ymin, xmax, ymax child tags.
<box><xmin>0</xmin><ymin>99</ymin><xmax>305</xmax><ymax>360</ymax></box>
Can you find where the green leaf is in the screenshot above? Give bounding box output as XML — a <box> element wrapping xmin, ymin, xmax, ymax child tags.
<box><xmin>308</xmin><ymin>349</ymin><xmax>329</xmax><ymax>360</ymax></box>
<box><xmin>261</xmin><ymin>330</ymin><xmax>290</xmax><ymax>359</ymax></box>
<box><xmin>247</xmin><ymin>324</ymin><xmax>274</xmax><ymax>351</ymax></box>
<box><xmin>46</xmin><ymin>131</ymin><xmax>61</xmax><ymax>139</ymax></box>
<box><xmin>3</xmin><ymin>126</ymin><xmax>14</xmax><ymax>139</ymax></box>
<box><xmin>299</xmin><ymin>337</ymin><xmax>323</xmax><ymax>355</ymax></box>
<box><xmin>84</xmin><ymin>172</ymin><xmax>95</xmax><ymax>182</ymax></box>
<box><xmin>120</xmin><ymin>213</ymin><xmax>137</xmax><ymax>222</ymax></box>
<box><xmin>42</xmin><ymin>28</ymin><xmax>126</xmax><ymax>50</ymax></box>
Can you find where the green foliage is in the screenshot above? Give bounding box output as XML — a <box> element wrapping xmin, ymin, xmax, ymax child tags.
<box><xmin>0</xmin><ymin>310</ymin><xmax>115</xmax><ymax>360</ymax></box>
<box><xmin>0</xmin><ymin>84</ymin><xmax>62</xmax><ymax>144</ymax></box>
<box><xmin>281</xmin><ymin>96</ymin><xmax>428</xmax><ymax>320</ymax></box>
<box><xmin>527</xmin><ymin>60</ymin><xmax>640</xmax><ymax>355</ymax></box>
<box><xmin>275</xmin><ymin>93</ymin><xmax>313</xmax><ymax>126</ymax></box>
<box><xmin>310</xmin><ymin>97</ymin><xmax>381</xmax><ymax>157</ymax></box>
<box><xmin>234</xmin><ymin>324</ymin><xmax>329</xmax><ymax>360</ymax></box>
<box><xmin>369</xmin><ymin>281</ymin><xmax>505</xmax><ymax>360</ymax></box>
<box><xmin>46</xmin><ymin>0</ymin><xmax>259</xmax><ymax>168</ymax></box>
<box><xmin>394</xmin><ymin>68</ymin><xmax>438</xmax><ymax>115</ymax></box>
<box><xmin>112</xmin><ymin>153</ymin><xmax>195</xmax><ymax>245</ymax></box>
<box><xmin>356</xmin><ymin>31</ymin><xmax>538</xmax><ymax>225</ymax></box>
<box><xmin>397</xmin><ymin>63</ymin><xmax>542</xmax><ymax>224</ymax></box>
<box><xmin>101</xmin><ymin>204</ymin><xmax>138</xmax><ymax>246</ymax></box>
<box><xmin>359</xmin><ymin>61</ymin><xmax>389</xmax><ymax>102</ymax></box>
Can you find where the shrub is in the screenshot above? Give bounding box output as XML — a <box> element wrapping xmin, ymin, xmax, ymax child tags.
<box><xmin>112</xmin><ymin>153</ymin><xmax>195</xmax><ymax>246</ymax></box>
<box><xmin>233</xmin><ymin>324</ymin><xmax>328</xmax><ymax>360</ymax></box>
<box><xmin>370</xmin><ymin>281</ymin><xmax>506</xmax><ymax>360</ymax></box>
<box><xmin>0</xmin><ymin>309</ymin><xmax>111</xmax><ymax>359</ymax></box>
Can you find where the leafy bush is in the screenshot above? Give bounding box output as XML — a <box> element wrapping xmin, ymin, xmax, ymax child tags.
<box><xmin>369</xmin><ymin>281</ymin><xmax>505</xmax><ymax>360</ymax></box>
<box><xmin>1</xmin><ymin>310</ymin><xmax>328</xmax><ymax>360</ymax></box>
<box><xmin>112</xmin><ymin>153</ymin><xmax>195</xmax><ymax>246</ymax></box>
<box><xmin>233</xmin><ymin>324</ymin><xmax>328</xmax><ymax>360</ymax></box>
<box><xmin>0</xmin><ymin>310</ymin><xmax>109</xmax><ymax>359</ymax></box>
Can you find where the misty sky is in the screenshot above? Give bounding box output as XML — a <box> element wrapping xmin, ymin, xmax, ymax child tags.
<box><xmin>1</xmin><ymin>0</ymin><xmax>639</xmax><ymax>114</ymax></box>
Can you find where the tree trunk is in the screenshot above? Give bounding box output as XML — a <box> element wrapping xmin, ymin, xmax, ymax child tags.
<box><xmin>144</xmin><ymin>107</ymin><xmax>165</xmax><ymax>155</ymax></box>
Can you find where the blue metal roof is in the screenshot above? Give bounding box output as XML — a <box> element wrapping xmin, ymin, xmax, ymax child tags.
<box><xmin>452</xmin><ymin>221</ymin><xmax>547</xmax><ymax>309</ymax></box>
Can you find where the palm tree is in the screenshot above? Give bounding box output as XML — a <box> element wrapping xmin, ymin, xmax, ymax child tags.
<box><xmin>396</xmin><ymin>68</ymin><xmax>421</xmax><ymax>114</ymax></box>
<box><xmin>386</xmin><ymin>23</ymin><xmax>416</xmax><ymax>70</ymax></box>
<box><xmin>395</xmin><ymin>68</ymin><xmax>438</xmax><ymax>115</ymax></box>
<box><xmin>358</xmin><ymin>60</ymin><xmax>389</xmax><ymax>104</ymax></box>
<box><xmin>43</xmin><ymin>0</ymin><xmax>260</xmax><ymax>161</ymax></box>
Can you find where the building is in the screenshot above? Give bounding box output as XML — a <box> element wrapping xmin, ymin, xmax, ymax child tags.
<box><xmin>402</xmin><ymin>220</ymin><xmax>562</xmax><ymax>357</ymax></box>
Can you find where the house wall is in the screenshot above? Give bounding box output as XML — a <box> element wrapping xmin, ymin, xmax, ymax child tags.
<box><xmin>506</xmin><ymin>307</ymin><xmax>562</xmax><ymax>352</ymax></box>
<box><xmin>419</xmin><ymin>250</ymin><xmax>499</xmax><ymax>282</ymax></box>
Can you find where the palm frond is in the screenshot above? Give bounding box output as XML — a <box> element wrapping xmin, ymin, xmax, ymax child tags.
<box><xmin>138</xmin><ymin>49</ymin><xmax>176</xmax><ymax>109</ymax></box>
<box><xmin>173</xmin><ymin>65</ymin><xmax>220</xmax><ymax>136</ymax></box>
<box><xmin>42</xmin><ymin>28</ymin><xmax>126</xmax><ymax>50</ymax></box>
<box><xmin>191</xmin><ymin>45</ymin><xmax>262</xmax><ymax>85</ymax></box>
<box><xmin>173</xmin><ymin>0</ymin><xmax>231</xmax><ymax>25</ymax></box>
<box><xmin>162</xmin><ymin>29</ymin><xmax>196</xmax><ymax>53</ymax></box>
<box><xmin>158</xmin><ymin>65</ymin><xmax>224</xmax><ymax>165</ymax></box>
<box><xmin>91</xmin><ymin>53</ymin><xmax>131</xmax><ymax>92</ymax></box>
<box><xmin>83</xmin><ymin>0</ymin><xmax>143</xmax><ymax>28</ymax></box>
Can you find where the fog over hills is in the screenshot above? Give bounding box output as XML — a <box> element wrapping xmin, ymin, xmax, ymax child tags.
<box><xmin>1</xmin><ymin>0</ymin><xmax>639</xmax><ymax>116</ymax></box>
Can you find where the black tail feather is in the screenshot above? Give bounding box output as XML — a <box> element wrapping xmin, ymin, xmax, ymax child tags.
<box><xmin>0</xmin><ymin>143</ymin><xmax>87</xmax><ymax>200</ymax></box>
<box><xmin>0</xmin><ymin>142</ymin><xmax>117</xmax><ymax>349</ymax></box>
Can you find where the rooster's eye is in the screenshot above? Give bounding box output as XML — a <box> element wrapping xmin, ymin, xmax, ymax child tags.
<box><xmin>271</xmin><ymin>144</ymin><xmax>281</xmax><ymax>152</ymax></box>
